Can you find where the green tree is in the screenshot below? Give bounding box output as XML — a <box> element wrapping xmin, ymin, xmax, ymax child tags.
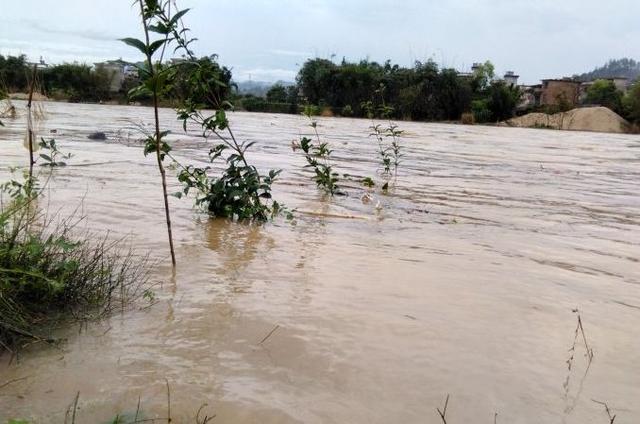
<box><xmin>585</xmin><ymin>79</ymin><xmax>624</xmax><ymax>114</ymax></box>
<box><xmin>623</xmin><ymin>80</ymin><xmax>640</xmax><ymax>123</ymax></box>
<box><xmin>266</xmin><ymin>83</ymin><xmax>288</xmax><ymax>103</ymax></box>
<box><xmin>0</xmin><ymin>54</ymin><xmax>29</xmax><ymax>92</ymax></box>
<box><xmin>435</xmin><ymin>68</ymin><xmax>472</xmax><ymax>120</ymax></box>
<box><xmin>297</xmin><ymin>58</ymin><xmax>337</xmax><ymax>105</ymax></box>
<box><xmin>486</xmin><ymin>81</ymin><xmax>521</xmax><ymax>122</ymax></box>
<box><xmin>42</xmin><ymin>63</ymin><xmax>112</xmax><ymax>102</ymax></box>
<box><xmin>170</xmin><ymin>55</ymin><xmax>233</xmax><ymax>107</ymax></box>
<box><xmin>470</xmin><ymin>60</ymin><xmax>495</xmax><ymax>93</ymax></box>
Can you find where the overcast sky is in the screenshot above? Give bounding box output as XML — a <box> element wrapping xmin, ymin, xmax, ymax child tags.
<box><xmin>1</xmin><ymin>0</ymin><xmax>639</xmax><ymax>84</ymax></box>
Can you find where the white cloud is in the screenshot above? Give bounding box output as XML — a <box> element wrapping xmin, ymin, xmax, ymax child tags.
<box><xmin>1</xmin><ymin>0</ymin><xmax>639</xmax><ymax>84</ymax></box>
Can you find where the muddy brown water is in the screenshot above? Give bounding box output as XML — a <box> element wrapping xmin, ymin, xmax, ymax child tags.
<box><xmin>1</xmin><ymin>101</ymin><xmax>639</xmax><ymax>423</ymax></box>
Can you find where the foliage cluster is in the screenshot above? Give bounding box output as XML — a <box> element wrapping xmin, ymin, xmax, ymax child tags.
<box><xmin>585</xmin><ymin>79</ymin><xmax>624</xmax><ymax>114</ymax></box>
<box><xmin>0</xmin><ymin>53</ymin><xmax>233</xmax><ymax>106</ymax></box>
<box><xmin>0</xmin><ymin>55</ymin><xmax>114</xmax><ymax>102</ymax></box>
<box><xmin>623</xmin><ymin>80</ymin><xmax>640</xmax><ymax>124</ymax></box>
<box><xmin>581</xmin><ymin>78</ymin><xmax>640</xmax><ymax>124</ymax></box>
<box><xmin>295</xmin><ymin>58</ymin><xmax>519</xmax><ymax>122</ymax></box>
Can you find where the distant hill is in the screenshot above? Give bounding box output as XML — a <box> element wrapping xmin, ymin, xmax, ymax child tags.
<box><xmin>576</xmin><ymin>58</ymin><xmax>640</xmax><ymax>82</ymax></box>
<box><xmin>235</xmin><ymin>80</ymin><xmax>294</xmax><ymax>97</ymax></box>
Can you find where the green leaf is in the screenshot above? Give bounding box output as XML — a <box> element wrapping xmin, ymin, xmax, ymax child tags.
<box><xmin>148</xmin><ymin>39</ymin><xmax>167</xmax><ymax>56</ymax></box>
<box><xmin>128</xmin><ymin>85</ymin><xmax>153</xmax><ymax>100</ymax></box>
<box><xmin>169</xmin><ymin>9</ymin><xmax>190</xmax><ymax>26</ymax></box>
<box><xmin>120</xmin><ymin>37</ymin><xmax>148</xmax><ymax>55</ymax></box>
<box><xmin>148</xmin><ymin>23</ymin><xmax>170</xmax><ymax>35</ymax></box>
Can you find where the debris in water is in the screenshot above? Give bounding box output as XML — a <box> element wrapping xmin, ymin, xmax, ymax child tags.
<box><xmin>88</xmin><ymin>132</ymin><xmax>107</xmax><ymax>140</ymax></box>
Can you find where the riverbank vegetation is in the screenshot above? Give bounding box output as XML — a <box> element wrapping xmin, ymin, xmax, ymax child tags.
<box><xmin>0</xmin><ymin>190</ymin><xmax>150</xmax><ymax>353</ymax></box>
<box><xmin>4</xmin><ymin>50</ymin><xmax>640</xmax><ymax>127</ymax></box>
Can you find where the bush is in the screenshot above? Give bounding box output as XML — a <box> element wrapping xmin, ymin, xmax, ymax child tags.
<box><xmin>266</xmin><ymin>84</ymin><xmax>288</xmax><ymax>103</ymax></box>
<box><xmin>623</xmin><ymin>80</ymin><xmax>640</xmax><ymax>123</ymax></box>
<box><xmin>486</xmin><ymin>81</ymin><xmax>521</xmax><ymax>122</ymax></box>
<box><xmin>585</xmin><ymin>79</ymin><xmax>624</xmax><ymax>114</ymax></box>
<box><xmin>471</xmin><ymin>99</ymin><xmax>491</xmax><ymax>123</ymax></box>
<box><xmin>0</xmin><ymin>198</ymin><xmax>151</xmax><ymax>351</ymax></box>
<box><xmin>461</xmin><ymin>112</ymin><xmax>475</xmax><ymax>125</ymax></box>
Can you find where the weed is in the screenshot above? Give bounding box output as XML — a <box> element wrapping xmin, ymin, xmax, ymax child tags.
<box><xmin>363</xmin><ymin>85</ymin><xmax>403</xmax><ymax>183</ymax></box>
<box><xmin>362</xmin><ymin>177</ymin><xmax>375</xmax><ymax>188</ymax></box>
<box><xmin>38</xmin><ymin>138</ymin><xmax>72</xmax><ymax>167</ymax></box>
<box><xmin>563</xmin><ymin>309</ymin><xmax>595</xmax><ymax>415</ymax></box>
<box><xmin>592</xmin><ymin>399</ymin><xmax>617</xmax><ymax>424</ymax></box>
<box><xmin>293</xmin><ymin>110</ymin><xmax>340</xmax><ymax>195</ymax></box>
<box><xmin>436</xmin><ymin>394</ymin><xmax>450</xmax><ymax>424</ymax></box>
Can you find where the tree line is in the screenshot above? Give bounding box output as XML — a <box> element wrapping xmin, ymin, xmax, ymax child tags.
<box><xmin>3</xmin><ymin>53</ymin><xmax>640</xmax><ymax>126</ymax></box>
<box><xmin>0</xmin><ymin>54</ymin><xmax>233</xmax><ymax>106</ymax></box>
<box><xmin>244</xmin><ymin>58</ymin><xmax>521</xmax><ymax>123</ymax></box>
<box><xmin>1</xmin><ymin>54</ymin><xmax>114</xmax><ymax>102</ymax></box>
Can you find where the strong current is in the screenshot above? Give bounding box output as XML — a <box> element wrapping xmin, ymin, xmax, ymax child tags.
<box><xmin>1</xmin><ymin>101</ymin><xmax>639</xmax><ymax>423</ymax></box>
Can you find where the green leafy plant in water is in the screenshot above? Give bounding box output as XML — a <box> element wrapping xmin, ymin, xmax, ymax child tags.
<box><xmin>362</xmin><ymin>84</ymin><xmax>404</xmax><ymax>184</ymax></box>
<box><xmin>294</xmin><ymin>109</ymin><xmax>340</xmax><ymax>196</ymax></box>
<box><xmin>175</xmin><ymin>104</ymin><xmax>284</xmax><ymax>221</ymax></box>
<box><xmin>38</xmin><ymin>138</ymin><xmax>72</xmax><ymax>167</ymax></box>
<box><xmin>0</xmin><ymin>138</ymin><xmax>71</xmax><ymax>203</ymax></box>
<box><xmin>362</xmin><ymin>177</ymin><xmax>375</xmax><ymax>188</ymax></box>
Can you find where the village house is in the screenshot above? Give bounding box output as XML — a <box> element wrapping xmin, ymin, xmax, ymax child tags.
<box><xmin>578</xmin><ymin>77</ymin><xmax>630</xmax><ymax>102</ymax></box>
<box><xmin>538</xmin><ymin>78</ymin><xmax>581</xmax><ymax>107</ymax></box>
<box><xmin>27</xmin><ymin>56</ymin><xmax>49</xmax><ymax>69</ymax></box>
<box><xmin>94</xmin><ymin>59</ymin><xmax>139</xmax><ymax>92</ymax></box>
<box><xmin>503</xmin><ymin>71</ymin><xmax>519</xmax><ymax>87</ymax></box>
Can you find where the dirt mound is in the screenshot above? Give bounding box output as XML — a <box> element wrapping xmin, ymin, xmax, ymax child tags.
<box><xmin>9</xmin><ymin>92</ymin><xmax>49</xmax><ymax>101</ymax></box>
<box><xmin>503</xmin><ymin>107</ymin><xmax>630</xmax><ymax>134</ymax></box>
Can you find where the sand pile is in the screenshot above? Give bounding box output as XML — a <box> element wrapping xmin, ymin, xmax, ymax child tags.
<box><xmin>503</xmin><ymin>106</ymin><xmax>630</xmax><ymax>134</ymax></box>
<box><xmin>9</xmin><ymin>92</ymin><xmax>49</xmax><ymax>101</ymax></box>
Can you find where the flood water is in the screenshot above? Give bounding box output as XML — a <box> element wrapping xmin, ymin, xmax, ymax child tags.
<box><xmin>1</xmin><ymin>101</ymin><xmax>639</xmax><ymax>423</ymax></box>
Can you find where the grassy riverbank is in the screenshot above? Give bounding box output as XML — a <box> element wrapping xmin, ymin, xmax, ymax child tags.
<box><xmin>0</xmin><ymin>196</ymin><xmax>151</xmax><ymax>353</ymax></box>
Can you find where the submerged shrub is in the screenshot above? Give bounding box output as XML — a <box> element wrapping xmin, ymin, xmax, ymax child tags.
<box><xmin>0</xmin><ymin>199</ymin><xmax>151</xmax><ymax>352</ymax></box>
<box><xmin>363</xmin><ymin>86</ymin><xmax>404</xmax><ymax>183</ymax></box>
<box><xmin>176</xmin><ymin>102</ymin><xmax>284</xmax><ymax>221</ymax></box>
<box><xmin>293</xmin><ymin>111</ymin><xmax>340</xmax><ymax>196</ymax></box>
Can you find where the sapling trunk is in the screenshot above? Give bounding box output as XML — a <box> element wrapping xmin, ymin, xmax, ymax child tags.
<box><xmin>138</xmin><ymin>0</ymin><xmax>176</xmax><ymax>266</ymax></box>
<box><xmin>26</xmin><ymin>63</ymin><xmax>37</xmax><ymax>180</ymax></box>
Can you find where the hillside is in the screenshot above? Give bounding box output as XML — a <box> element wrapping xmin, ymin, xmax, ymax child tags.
<box><xmin>235</xmin><ymin>80</ymin><xmax>295</xmax><ymax>97</ymax></box>
<box><xmin>576</xmin><ymin>58</ymin><xmax>640</xmax><ymax>82</ymax></box>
